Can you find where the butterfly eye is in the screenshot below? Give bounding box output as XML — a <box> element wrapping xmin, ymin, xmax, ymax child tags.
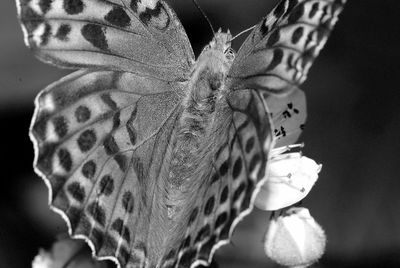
<box><xmin>224</xmin><ymin>47</ymin><xmax>235</xmax><ymax>61</ymax></box>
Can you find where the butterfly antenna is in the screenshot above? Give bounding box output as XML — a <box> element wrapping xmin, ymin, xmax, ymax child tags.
<box><xmin>230</xmin><ymin>25</ymin><xmax>257</xmax><ymax>42</ymax></box>
<box><xmin>191</xmin><ymin>0</ymin><xmax>215</xmax><ymax>36</ymax></box>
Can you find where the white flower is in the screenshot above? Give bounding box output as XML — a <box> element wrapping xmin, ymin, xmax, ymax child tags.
<box><xmin>255</xmin><ymin>144</ymin><xmax>321</xmax><ymax>211</ymax></box>
<box><xmin>264</xmin><ymin>207</ymin><xmax>326</xmax><ymax>267</ymax></box>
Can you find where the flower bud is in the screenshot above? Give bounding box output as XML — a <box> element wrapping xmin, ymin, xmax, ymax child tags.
<box><xmin>255</xmin><ymin>149</ymin><xmax>321</xmax><ymax>211</ymax></box>
<box><xmin>264</xmin><ymin>207</ymin><xmax>326</xmax><ymax>267</ymax></box>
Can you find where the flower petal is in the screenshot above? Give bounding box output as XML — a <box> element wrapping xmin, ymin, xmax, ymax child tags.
<box><xmin>256</xmin><ymin>152</ymin><xmax>321</xmax><ymax>211</ymax></box>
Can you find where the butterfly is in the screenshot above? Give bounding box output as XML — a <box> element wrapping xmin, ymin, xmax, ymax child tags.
<box><xmin>17</xmin><ymin>0</ymin><xmax>346</xmax><ymax>267</ymax></box>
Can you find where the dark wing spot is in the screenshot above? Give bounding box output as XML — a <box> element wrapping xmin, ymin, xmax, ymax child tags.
<box><xmin>220</xmin><ymin>209</ymin><xmax>237</xmax><ymax>239</ymax></box>
<box><xmin>267</xmin><ymin>29</ymin><xmax>280</xmax><ymax>47</ymax></box>
<box><xmin>249</xmin><ymin>153</ymin><xmax>261</xmax><ymax>172</ymax></box>
<box><xmin>77</xmin><ymin>129</ymin><xmax>97</xmax><ymax>152</ymax></box>
<box><xmin>103</xmin><ymin>135</ymin><xmax>119</xmax><ymax>155</ymax></box>
<box><xmin>266</xmin><ymin>48</ymin><xmax>284</xmax><ymax>71</ymax></box>
<box><xmin>309</xmin><ymin>2</ymin><xmax>319</xmax><ymax>19</ymax></box>
<box><xmin>164</xmin><ymin>249</ymin><xmax>176</xmax><ymax>261</ymax></box>
<box><xmin>183</xmin><ymin>235</ymin><xmax>191</xmax><ymax>248</ymax></box>
<box><xmin>291</xmin><ymin>26</ymin><xmax>304</xmax><ymax>45</ymax></box>
<box><xmin>63</xmin><ymin>0</ymin><xmax>84</xmax><ymax>15</ymax></box>
<box><xmin>127</xmin><ymin>124</ymin><xmax>137</xmax><ymax>145</ymax></box>
<box><xmin>178</xmin><ymin>249</ymin><xmax>196</xmax><ymax>268</ymax></box>
<box><xmin>287</xmin><ymin>0</ymin><xmax>299</xmax><ymax>14</ymax></box>
<box><xmin>111</xmin><ymin>218</ymin><xmax>123</xmax><ymax>233</ymax></box>
<box><xmin>111</xmin><ymin>219</ymin><xmax>131</xmax><ymax>244</ymax></box>
<box><xmin>245</xmin><ymin>136</ymin><xmax>255</xmax><ymax>153</ymax></box>
<box><xmin>82</xmin><ymin>160</ymin><xmax>96</xmax><ymax>179</ymax></box>
<box><xmin>118</xmin><ymin>247</ymin><xmax>130</xmax><ymax>267</ymax></box>
<box><xmin>195</xmin><ymin>224</ymin><xmax>211</xmax><ymax>243</ymax></box>
<box><xmin>99</xmin><ymin>175</ymin><xmax>114</xmax><ymax>196</ymax></box>
<box><xmin>122</xmin><ymin>228</ymin><xmax>131</xmax><ymax>244</ymax></box>
<box><xmin>67</xmin><ymin>206</ymin><xmax>83</xmax><ymax>231</ymax></box>
<box><xmin>58</xmin><ymin>148</ymin><xmax>72</xmax><ymax>172</ymax></box>
<box><xmin>288</xmin><ymin>3</ymin><xmax>305</xmax><ymax>23</ymax></box>
<box><xmin>114</xmin><ymin>154</ymin><xmax>128</xmax><ymax>172</ymax></box>
<box><xmin>37</xmin><ymin>143</ymin><xmax>57</xmax><ymax>174</ymax></box>
<box><xmin>101</xmin><ymin>93</ymin><xmax>117</xmax><ymax>111</ymax></box>
<box><xmin>216</xmin><ymin>212</ymin><xmax>228</xmax><ymax>229</ymax></box>
<box><xmin>50</xmin><ymin>175</ymin><xmax>67</xmax><ymax>197</ymax></box>
<box><xmin>81</xmin><ymin>24</ymin><xmax>109</xmax><ymax>51</ymax></box>
<box><xmin>233</xmin><ymin>182</ymin><xmax>246</xmax><ymax>202</ymax></box>
<box><xmin>90</xmin><ymin>228</ymin><xmax>104</xmax><ymax>250</ymax></box>
<box><xmin>112</xmin><ymin>111</ymin><xmax>121</xmax><ymax>130</ymax></box>
<box><xmin>130</xmin><ymin>0</ymin><xmax>139</xmax><ymax>13</ymax></box>
<box><xmin>122</xmin><ymin>191</ymin><xmax>134</xmax><ymax>213</ymax></box>
<box><xmin>219</xmin><ymin>161</ymin><xmax>229</xmax><ymax>176</ymax></box>
<box><xmin>139</xmin><ymin>2</ymin><xmax>169</xmax><ymax>30</ymax></box>
<box><xmin>273</xmin><ymin>0</ymin><xmax>286</xmax><ymax>18</ymax></box>
<box><xmin>105</xmin><ymin>7</ymin><xmax>131</xmax><ymax>28</ymax></box>
<box><xmin>53</xmin><ymin>116</ymin><xmax>68</xmax><ymax>138</ymax></box>
<box><xmin>260</xmin><ymin>19</ymin><xmax>269</xmax><ymax>37</ymax></box>
<box><xmin>41</xmin><ymin>23</ymin><xmax>52</xmax><ymax>46</ymax></box>
<box><xmin>204</xmin><ymin>196</ymin><xmax>215</xmax><ymax>215</ymax></box>
<box><xmin>55</xmin><ymin>24</ymin><xmax>71</xmax><ymax>41</ymax></box>
<box><xmin>39</xmin><ymin>0</ymin><xmax>52</xmax><ymax>14</ymax></box>
<box><xmin>67</xmin><ymin>182</ymin><xmax>85</xmax><ymax>202</ymax></box>
<box><xmin>87</xmin><ymin>202</ymin><xmax>106</xmax><ymax>226</ymax></box>
<box><xmin>188</xmin><ymin>207</ymin><xmax>198</xmax><ymax>226</ymax></box>
<box><xmin>198</xmin><ymin>235</ymin><xmax>217</xmax><ymax>260</ymax></box>
<box><xmin>232</xmin><ymin>157</ymin><xmax>243</xmax><ymax>179</ymax></box>
<box><xmin>210</xmin><ymin>173</ymin><xmax>219</xmax><ymax>184</ymax></box>
<box><xmin>75</xmin><ymin>105</ymin><xmax>91</xmax><ymax>123</ymax></box>
<box><xmin>220</xmin><ymin>186</ymin><xmax>229</xmax><ymax>204</ymax></box>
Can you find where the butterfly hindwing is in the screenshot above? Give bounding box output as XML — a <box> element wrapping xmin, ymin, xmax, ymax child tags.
<box><xmin>17</xmin><ymin>0</ymin><xmax>194</xmax><ymax>80</ymax></box>
<box><xmin>266</xmin><ymin>88</ymin><xmax>306</xmax><ymax>147</ymax></box>
<box><xmin>157</xmin><ymin>89</ymin><xmax>272</xmax><ymax>268</ymax></box>
<box><xmin>31</xmin><ymin>70</ymin><xmax>186</xmax><ymax>267</ymax></box>
<box><xmin>228</xmin><ymin>0</ymin><xmax>346</xmax><ymax>94</ymax></box>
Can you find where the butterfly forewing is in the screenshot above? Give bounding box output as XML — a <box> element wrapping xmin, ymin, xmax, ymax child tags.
<box><xmin>228</xmin><ymin>0</ymin><xmax>347</xmax><ymax>94</ymax></box>
<box><xmin>17</xmin><ymin>0</ymin><xmax>194</xmax><ymax>80</ymax></box>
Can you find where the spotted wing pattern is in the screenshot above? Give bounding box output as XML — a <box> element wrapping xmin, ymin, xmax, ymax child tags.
<box><xmin>266</xmin><ymin>89</ymin><xmax>306</xmax><ymax>148</ymax></box>
<box><xmin>228</xmin><ymin>0</ymin><xmax>347</xmax><ymax>94</ymax></box>
<box><xmin>30</xmin><ymin>70</ymin><xmax>186</xmax><ymax>267</ymax></box>
<box><xmin>17</xmin><ymin>0</ymin><xmax>194</xmax><ymax>80</ymax></box>
<box><xmin>154</xmin><ymin>90</ymin><xmax>272</xmax><ymax>268</ymax></box>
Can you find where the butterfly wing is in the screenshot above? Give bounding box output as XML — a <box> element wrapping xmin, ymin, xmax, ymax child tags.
<box><xmin>156</xmin><ymin>89</ymin><xmax>273</xmax><ymax>268</ymax></box>
<box><xmin>228</xmin><ymin>0</ymin><xmax>347</xmax><ymax>94</ymax></box>
<box><xmin>17</xmin><ymin>0</ymin><xmax>194</xmax><ymax>80</ymax></box>
<box><xmin>266</xmin><ymin>88</ymin><xmax>306</xmax><ymax>148</ymax></box>
<box><xmin>30</xmin><ymin>70</ymin><xmax>187</xmax><ymax>267</ymax></box>
<box><xmin>166</xmin><ymin>0</ymin><xmax>347</xmax><ymax>266</ymax></box>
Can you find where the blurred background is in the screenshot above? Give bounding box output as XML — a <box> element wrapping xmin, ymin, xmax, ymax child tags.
<box><xmin>1</xmin><ymin>0</ymin><xmax>400</xmax><ymax>267</ymax></box>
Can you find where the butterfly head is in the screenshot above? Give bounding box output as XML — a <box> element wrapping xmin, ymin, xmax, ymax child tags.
<box><xmin>210</xmin><ymin>29</ymin><xmax>232</xmax><ymax>52</ymax></box>
<box><xmin>200</xmin><ymin>29</ymin><xmax>235</xmax><ymax>62</ymax></box>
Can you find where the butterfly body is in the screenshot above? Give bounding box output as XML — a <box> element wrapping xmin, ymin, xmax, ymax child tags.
<box><xmin>170</xmin><ymin>32</ymin><xmax>233</xmax><ymax>186</ymax></box>
<box><xmin>17</xmin><ymin>0</ymin><xmax>346</xmax><ymax>267</ymax></box>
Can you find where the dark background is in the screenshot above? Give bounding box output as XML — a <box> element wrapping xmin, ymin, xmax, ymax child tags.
<box><xmin>1</xmin><ymin>0</ymin><xmax>400</xmax><ymax>267</ymax></box>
